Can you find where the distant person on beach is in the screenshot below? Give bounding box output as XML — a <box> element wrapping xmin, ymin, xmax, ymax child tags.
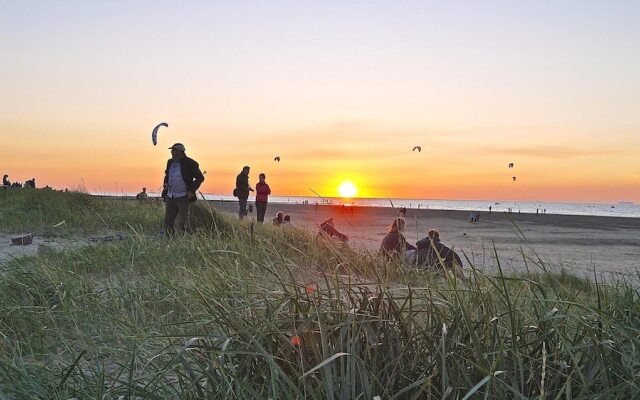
<box><xmin>161</xmin><ymin>143</ymin><xmax>205</xmax><ymax>234</ymax></box>
<box><xmin>2</xmin><ymin>175</ymin><xmax>10</xmax><ymax>186</ymax></box>
<box><xmin>415</xmin><ymin>229</ymin><xmax>464</xmax><ymax>279</ymax></box>
<box><xmin>273</xmin><ymin>211</ymin><xmax>284</xmax><ymax>225</ymax></box>
<box><xmin>235</xmin><ymin>166</ymin><xmax>254</xmax><ymax>219</ymax></box>
<box><xmin>255</xmin><ymin>173</ymin><xmax>271</xmax><ymax>223</ymax></box>
<box><xmin>379</xmin><ymin>217</ymin><xmax>416</xmax><ymax>260</ymax></box>
<box><xmin>24</xmin><ymin>178</ymin><xmax>36</xmax><ymax>188</ymax></box>
<box><xmin>489</xmin><ymin>205</ymin><xmax>492</xmax><ymax>214</ymax></box>
<box><xmin>136</xmin><ymin>187</ymin><xmax>148</xmax><ymax>200</ymax></box>
<box><xmin>319</xmin><ymin>217</ymin><xmax>348</xmax><ymax>243</ymax></box>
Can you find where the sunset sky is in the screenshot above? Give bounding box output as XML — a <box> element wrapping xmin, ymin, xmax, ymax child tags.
<box><xmin>1</xmin><ymin>1</ymin><xmax>639</xmax><ymax>202</ymax></box>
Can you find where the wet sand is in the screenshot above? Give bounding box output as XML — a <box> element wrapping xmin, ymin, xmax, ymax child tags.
<box><xmin>210</xmin><ymin>201</ymin><xmax>640</xmax><ymax>282</ymax></box>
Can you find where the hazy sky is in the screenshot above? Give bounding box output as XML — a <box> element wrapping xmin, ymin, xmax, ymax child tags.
<box><xmin>2</xmin><ymin>1</ymin><xmax>639</xmax><ymax>201</ymax></box>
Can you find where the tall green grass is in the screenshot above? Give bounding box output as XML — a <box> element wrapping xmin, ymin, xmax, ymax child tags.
<box><xmin>0</xmin><ymin>190</ymin><xmax>638</xmax><ymax>398</ymax></box>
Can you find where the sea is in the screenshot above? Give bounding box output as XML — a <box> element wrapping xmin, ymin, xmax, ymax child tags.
<box><xmin>99</xmin><ymin>192</ymin><xmax>640</xmax><ymax>219</ymax></box>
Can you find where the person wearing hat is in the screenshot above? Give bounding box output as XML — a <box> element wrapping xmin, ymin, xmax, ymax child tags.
<box><xmin>162</xmin><ymin>143</ymin><xmax>205</xmax><ymax>234</ymax></box>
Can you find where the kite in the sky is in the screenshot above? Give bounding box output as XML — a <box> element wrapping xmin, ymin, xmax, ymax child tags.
<box><xmin>412</xmin><ymin>146</ymin><xmax>422</xmax><ymax>152</ymax></box>
<box><xmin>274</xmin><ymin>156</ymin><xmax>281</xmax><ymax>162</ymax></box>
<box><xmin>152</xmin><ymin>122</ymin><xmax>168</xmax><ymax>146</ymax></box>
<box><xmin>508</xmin><ymin>163</ymin><xmax>514</xmax><ymax>168</ymax></box>
<box><xmin>512</xmin><ymin>176</ymin><xmax>517</xmax><ymax>182</ymax></box>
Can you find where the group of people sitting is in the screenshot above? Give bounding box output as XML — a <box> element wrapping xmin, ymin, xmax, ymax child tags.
<box><xmin>380</xmin><ymin>217</ymin><xmax>465</xmax><ymax>278</ymax></box>
<box><xmin>318</xmin><ymin>215</ymin><xmax>464</xmax><ymax>278</ymax></box>
<box><xmin>272</xmin><ymin>211</ymin><xmax>292</xmax><ymax>226</ymax></box>
<box><xmin>2</xmin><ymin>174</ymin><xmax>36</xmax><ymax>189</ymax></box>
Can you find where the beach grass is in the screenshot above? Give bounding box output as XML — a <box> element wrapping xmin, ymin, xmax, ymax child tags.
<box><xmin>0</xmin><ymin>189</ymin><xmax>638</xmax><ymax>398</ymax></box>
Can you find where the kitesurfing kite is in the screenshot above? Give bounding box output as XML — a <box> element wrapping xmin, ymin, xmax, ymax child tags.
<box><xmin>274</xmin><ymin>156</ymin><xmax>281</xmax><ymax>162</ymax></box>
<box><xmin>413</xmin><ymin>146</ymin><xmax>422</xmax><ymax>152</ymax></box>
<box><xmin>152</xmin><ymin>122</ymin><xmax>168</xmax><ymax>146</ymax></box>
<box><xmin>508</xmin><ymin>163</ymin><xmax>514</xmax><ymax>168</ymax></box>
<box><xmin>512</xmin><ymin>176</ymin><xmax>517</xmax><ymax>182</ymax></box>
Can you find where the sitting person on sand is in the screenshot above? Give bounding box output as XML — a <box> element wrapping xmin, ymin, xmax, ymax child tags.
<box><xmin>319</xmin><ymin>217</ymin><xmax>348</xmax><ymax>242</ymax></box>
<box><xmin>415</xmin><ymin>229</ymin><xmax>465</xmax><ymax>279</ymax></box>
<box><xmin>273</xmin><ymin>211</ymin><xmax>285</xmax><ymax>225</ymax></box>
<box><xmin>283</xmin><ymin>214</ymin><xmax>292</xmax><ymax>225</ymax></box>
<box><xmin>379</xmin><ymin>217</ymin><xmax>416</xmax><ymax>260</ymax></box>
<box><xmin>136</xmin><ymin>187</ymin><xmax>148</xmax><ymax>200</ymax></box>
<box><xmin>2</xmin><ymin>175</ymin><xmax>10</xmax><ymax>186</ymax></box>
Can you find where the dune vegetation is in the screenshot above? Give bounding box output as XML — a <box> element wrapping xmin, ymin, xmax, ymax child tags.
<box><xmin>0</xmin><ymin>189</ymin><xmax>638</xmax><ymax>399</ymax></box>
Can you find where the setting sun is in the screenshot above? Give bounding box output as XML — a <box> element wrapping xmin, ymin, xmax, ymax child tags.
<box><xmin>338</xmin><ymin>181</ymin><xmax>358</xmax><ymax>198</ymax></box>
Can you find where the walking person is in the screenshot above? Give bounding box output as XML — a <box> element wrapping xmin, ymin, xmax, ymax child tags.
<box><xmin>255</xmin><ymin>173</ymin><xmax>271</xmax><ymax>223</ymax></box>
<box><xmin>235</xmin><ymin>166</ymin><xmax>254</xmax><ymax>219</ymax></box>
<box><xmin>161</xmin><ymin>143</ymin><xmax>205</xmax><ymax>234</ymax></box>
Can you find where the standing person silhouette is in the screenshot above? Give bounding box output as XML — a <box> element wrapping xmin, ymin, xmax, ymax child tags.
<box><xmin>161</xmin><ymin>143</ymin><xmax>205</xmax><ymax>234</ymax></box>
<box><xmin>235</xmin><ymin>166</ymin><xmax>254</xmax><ymax>219</ymax></box>
<box><xmin>255</xmin><ymin>173</ymin><xmax>271</xmax><ymax>223</ymax></box>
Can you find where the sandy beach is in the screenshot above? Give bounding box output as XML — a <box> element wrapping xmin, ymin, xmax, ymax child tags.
<box><xmin>209</xmin><ymin>200</ymin><xmax>640</xmax><ymax>281</ymax></box>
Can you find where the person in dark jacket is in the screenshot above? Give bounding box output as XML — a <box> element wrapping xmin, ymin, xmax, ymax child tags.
<box><xmin>2</xmin><ymin>175</ymin><xmax>10</xmax><ymax>186</ymax></box>
<box><xmin>255</xmin><ymin>173</ymin><xmax>271</xmax><ymax>223</ymax></box>
<box><xmin>136</xmin><ymin>187</ymin><xmax>148</xmax><ymax>200</ymax></box>
<box><xmin>162</xmin><ymin>143</ymin><xmax>205</xmax><ymax>234</ymax></box>
<box><xmin>235</xmin><ymin>166</ymin><xmax>254</xmax><ymax>219</ymax></box>
<box><xmin>379</xmin><ymin>217</ymin><xmax>415</xmax><ymax>260</ymax></box>
<box><xmin>319</xmin><ymin>217</ymin><xmax>348</xmax><ymax>242</ymax></box>
<box><xmin>415</xmin><ymin>229</ymin><xmax>465</xmax><ymax>279</ymax></box>
<box><xmin>24</xmin><ymin>178</ymin><xmax>36</xmax><ymax>188</ymax></box>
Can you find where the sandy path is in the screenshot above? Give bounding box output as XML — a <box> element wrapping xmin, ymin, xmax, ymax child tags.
<box><xmin>0</xmin><ymin>234</ymin><xmax>87</xmax><ymax>265</ymax></box>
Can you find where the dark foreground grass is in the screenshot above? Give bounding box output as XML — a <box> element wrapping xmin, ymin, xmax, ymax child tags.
<box><xmin>0</xmin><ymin>190</ymin><xmax>639</xmax><ymax>398</ymax></box>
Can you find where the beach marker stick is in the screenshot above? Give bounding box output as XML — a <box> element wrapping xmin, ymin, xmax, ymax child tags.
<box><xmin>388</xmin><ymin>198</ymin><xmax>395</xmax><ymax>208</ymax></box>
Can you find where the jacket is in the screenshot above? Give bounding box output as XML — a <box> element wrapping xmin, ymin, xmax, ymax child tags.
<box><xmin>162</xmin><ymin>156</ymin><xmax>205</xmax><ymax>202</ymax></box>
<box><xmin>235</xmin><ymin>173</ymin><xmax>250</xmax><ymax>199</ymax></box>
<box><xmin>415</xmin><ymin>237</ymin><xmax>462</xmax><ymax>270</ymax></box>
<box><xmin>255</xmin><ymin>182</ymin><xmax>271</xmax><ymax>202</ymax></box>
<box><xmin>379</xmin><ymin>231</ymin><xmax>416</xmax><ymax>259</ymax></box>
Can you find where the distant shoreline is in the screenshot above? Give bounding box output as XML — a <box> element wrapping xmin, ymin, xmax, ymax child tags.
<box><xmin>91</xmin><ymin>194</ymin><xmax>640</xmax><ymax>220</ymax></box>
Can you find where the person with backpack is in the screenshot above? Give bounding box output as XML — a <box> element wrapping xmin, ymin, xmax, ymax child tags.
<box><xmin>234</xmin><ymin>166</ymin><xmax>254</xmax><ymax>219</ymax></box>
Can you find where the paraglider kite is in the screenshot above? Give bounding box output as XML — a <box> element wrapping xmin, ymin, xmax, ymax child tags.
<box><xmin>274</xmin><ymin>156</ymin><xmax>281</xmax><ymax>162</ymax></box>
<box><xmin>412</xmin><ymin>146</ymin><xmax>422</xmax><ymax>152</ymax></box>
<box><xmin>508</xmin><ymin>163</ymin><xmax>514</xmax><ymax>168</ymax></box>
<box><xmin>152</xmin><ymin>122</ymin><xmax>168</xmax><ymax>146</ymax></box>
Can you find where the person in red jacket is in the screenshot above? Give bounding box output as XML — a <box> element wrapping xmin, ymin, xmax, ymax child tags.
<box><xmin>255</xmin><ymin>173</ymin><xmax>271</xmax><ymax>223</ymax></box>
